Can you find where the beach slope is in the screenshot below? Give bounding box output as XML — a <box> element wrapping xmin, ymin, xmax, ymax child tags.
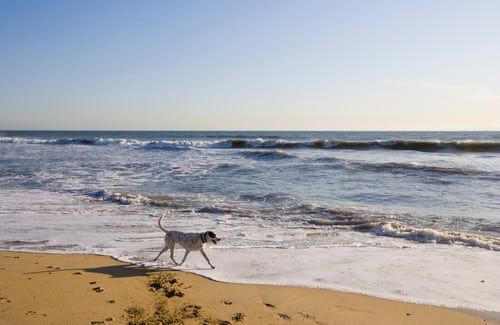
<box><xmin>0</xmin><ymin>251</ymin><xmax>496</xmax><ymax>325</ymax></box>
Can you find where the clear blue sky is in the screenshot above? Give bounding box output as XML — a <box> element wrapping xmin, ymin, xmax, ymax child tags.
<box><xmin>1</xmin><ymin>0</ymin><xmax>499</xmax><ymax>130</ymax></box>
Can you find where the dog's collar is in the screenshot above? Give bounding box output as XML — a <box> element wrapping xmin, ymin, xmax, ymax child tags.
<box><xmin>200</xmin><ymin>232</ymin><xmax>207</xmax><ymax>243</ymax></box>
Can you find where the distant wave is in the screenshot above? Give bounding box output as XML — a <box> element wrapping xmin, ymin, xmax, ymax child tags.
<box><xmin>0</xmin><ymin>136</ymin><xmax>129</xmax><ymax>146</ymax></box>
<box><xmin>214</xmin><ymin>138</ymin><xmax>500</xmax><ymax>152</ymax></box>
<box><xmin>367</xmin><ymin>162</ymin><xmax>500</xmax><ymax>180</ymax></box>
<box><xmin>142</xmin><ymin>140</ymin><xmax>193</xmax><ymax>151</ymax></box>
<box><xmin>315</xmin><ymin>158</ymin><xmax>500</xmax><ymax>179</ymax></box>
<box><xmin>380</xmin><ymin>140</ymin><xmax>500</xmax><ymax>153</ymax></box>
<box><xmin>239</xmin><ymin>150</ymin><xmax>295</xmax><ymax>160</ymax></box>
<box><xmin>219</xmin><ymin>139</ymin><xmax>500</xmax><ymax>153</ymax></box>
<box><xmin>0</xmin><ymin>136</ymin><xmax>214</xmax><ymax>150</ymax></box>
<box><xmin>3</xmin><ymin>136</ymin><xmax>500</xmax><ymax>153</ymax></box>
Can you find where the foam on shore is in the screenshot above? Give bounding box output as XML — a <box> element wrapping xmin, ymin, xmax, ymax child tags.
<box><xmin>139</xmin><ymin>244</ymin><xmax>500</xmax><ymax>313</ymax></box>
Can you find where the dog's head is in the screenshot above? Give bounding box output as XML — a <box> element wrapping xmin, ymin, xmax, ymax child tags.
<box><xmin>205</xmin><ymin>231</ymin><xmax>221</xmax><ymax>244</ymax></box>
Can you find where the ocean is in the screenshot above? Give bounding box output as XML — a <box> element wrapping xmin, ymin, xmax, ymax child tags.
<box><xmin>1</xmin><ymin>130</ymin><xmax>499</xmax><ymax>311</ymax></box>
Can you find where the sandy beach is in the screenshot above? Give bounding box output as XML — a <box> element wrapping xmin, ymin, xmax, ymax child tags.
<box><xmin>0</xmin><ymin>251</ymin><xmax>496</xmax><ymax>325</ymax></box>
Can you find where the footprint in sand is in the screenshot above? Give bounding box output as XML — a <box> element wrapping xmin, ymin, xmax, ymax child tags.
<box><xmin>278</xmin><ymin>313</ymin><xmax>291</xmax><ymax>320</ymax></box>
<box><xmin>26</xmin><ymin>311</ymin><xmax>47</xmax><ymax>317</ymax></box>
<box><xmin>232</xmin><ymin>312</ymin><xmax>245</xmax><ymax>322</ymax></box>
<box><xmin>298</xmin><ymin>311</ymin><xmax>323</xmax><ymax>324</ymax></box>
<box><xmin>92</xmin><ymin>286</ymin><xmax>105</xmax><ymax>293</ymax></box>
<box><xmin>0</xmin><ymin>297</ymin><xmax>11</xmax><ymax>304</ymax></box>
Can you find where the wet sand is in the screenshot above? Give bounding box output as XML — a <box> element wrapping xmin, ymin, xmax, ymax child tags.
<box><xmin>0</xmin><ymin>251</ymin><xmax>497</xmax><ymax>324</ymax></box>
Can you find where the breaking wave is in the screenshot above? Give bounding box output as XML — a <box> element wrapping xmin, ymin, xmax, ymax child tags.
<box><xmin>90</xmin><ymin>189</ymin><xmax>183</xmax><ymax>207</ymax></box>
<box><xmin>239</xmin><ymin>150</ymin><xmax>295</xmax><ymax>160</ymax></box>
<box><xmin>3</xmin><ymin>136</ymin><xmax>500</xmax><ymax>153</ymax></box>
<box><xmin>216</xmin><ymin>139</ymin><xmax>500</xmax><ymax>153</ymax></box>
<box><xmin>314</xmin><ymin>158</ymin><xmax>500</xmax><ymax>179</ymax></box>
<box><xmin>90</xmin><ymin>189</ymin><xmax>153</xmax><ymax>205</ymax></box>
<box><xmin>305</xmin><ymin>208</ymin><xmax>500</xmax><ymax>251</ymax></box>
<box><xmin>356</xmin><ymin>221</ymin><xmax>500</xmax><ymax>251</ymax></box>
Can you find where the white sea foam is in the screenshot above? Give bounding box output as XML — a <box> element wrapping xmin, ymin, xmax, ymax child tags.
<box><xmin>364</xmin><ymin>221</ymin><xmax>500</xmax><ymax>251</ymax></box>
<box><xmin>90</xmin><ymin>189</ymin><xmax>153</xmax><ymax>205</ymax></box>
<box><xmin>142</xmin><ymin>245</ymin><xmax>500</xmax><ymax>312</ymax></box>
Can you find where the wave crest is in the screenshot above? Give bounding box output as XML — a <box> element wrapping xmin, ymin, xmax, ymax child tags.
<box><xmin>2</xmin><ymin>135</ymin><xmax>500</xmax><ymax>153</ymax></box>
<box><xmin>240</xmin><ymin>150</ymin><xmax>295</xmax><ymax>160</ymax></box>
<box><xmin>359</xmin><ymin>221</ymin><xmax>500</xmax><ymax>251</ymax></box>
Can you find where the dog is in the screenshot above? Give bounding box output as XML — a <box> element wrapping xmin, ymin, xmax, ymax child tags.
<box><xmin>152</xmin><ymin>211</ymin><xmax>221</xmax><ymax>269</ymax></box>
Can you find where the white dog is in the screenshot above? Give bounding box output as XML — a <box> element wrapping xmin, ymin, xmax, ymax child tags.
<box><xmin>152</xmin><ymin>212</ymin><xmax>221</xmax><ymax>269</ymax></box>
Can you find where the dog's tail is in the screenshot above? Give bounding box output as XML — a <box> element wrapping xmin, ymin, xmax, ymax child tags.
<box><xmin>157</xmin><ymin>211</ymin><xmax>169</xmax><ymax>233</ymax></box>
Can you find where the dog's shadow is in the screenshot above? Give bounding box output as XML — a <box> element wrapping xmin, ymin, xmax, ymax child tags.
<box><xmin>82</xmin><ymin>263</ymin><xmax>214</xmax><ymax>278</ymax></box>
<box><xmin>25</xmin><ymin>261</ymin><xmax>214</xmax><ymax>279</ymax></box>
<box><xmin>83</xmin><ymin>264</ymin><xmax>158</xmax><ymax>278</ymax></box>
<box><xmin>24</xmin><ymin>264</ymin><xmax>159</xmax><ymax>278</ymax></box>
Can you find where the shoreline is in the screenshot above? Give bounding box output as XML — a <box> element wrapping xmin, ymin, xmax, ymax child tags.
<box><xmin>1</xmin><ymin>251</ymin><xmax>498</xmax><ymax>325</ymax></box>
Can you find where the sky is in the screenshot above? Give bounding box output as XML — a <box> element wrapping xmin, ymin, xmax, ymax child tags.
<box><xmin>1</xmin><ymin>0</ymin><xmax>499</xmax><ymax>131</ymax></box>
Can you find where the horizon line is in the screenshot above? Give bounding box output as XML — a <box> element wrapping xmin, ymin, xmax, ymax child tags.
<box><xmin>1</xmin><ymin>129</ymin><xmax>499</xmax><ymax>133</ymax></box>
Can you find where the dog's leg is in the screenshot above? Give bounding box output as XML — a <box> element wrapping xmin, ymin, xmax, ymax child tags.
<box><xmin>169</xmin><ymin>246</ymin><xmax>179</xmax><ymax>265</ymax></box>
<box><xmin>152</xmin><ymin>246</ymin><xmax>168</xmax><ymax>262</ymax></box>
<box><xmin>178</xmin><ymin>249</ymin><xmax>191</xmax><ymax>265</ymax></box>
<box><xmin>200</xmin><ymin>249</ymin><xmax>215</xmax><ymax>269</ymax></box>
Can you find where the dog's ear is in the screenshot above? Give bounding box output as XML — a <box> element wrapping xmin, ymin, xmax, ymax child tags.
<box><xmin>207</xmin><ymin>231</ymin><xmax>216</xmax><ymax>238</ymax></box>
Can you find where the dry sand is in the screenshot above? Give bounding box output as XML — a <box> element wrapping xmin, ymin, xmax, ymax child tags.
<box><xmin>0</xmin><ymin>251</ymin><xmax>497</xmax><ymax>325</ymax></box>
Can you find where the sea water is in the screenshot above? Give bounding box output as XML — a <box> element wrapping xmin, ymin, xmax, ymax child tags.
<box><xmin>1</xmin><ymin>131</ymin><xmax>499</xmax><ymax>311</ymax></box>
